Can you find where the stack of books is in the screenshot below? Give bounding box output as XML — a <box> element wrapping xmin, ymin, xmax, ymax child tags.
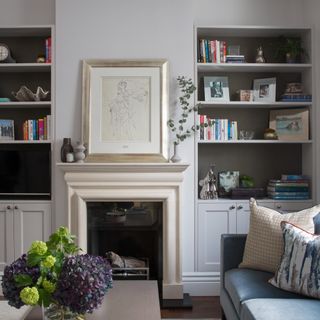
<box><xmin>267</xmin><ymin>175</ymin><xmax>310</xmax><ymax>200</ymax></box>
<box><xmin>198</xmin><ymin>115</ymin><xmax>238</xmax><ymax>141</ymax></box>
<box><xmin>225</xmin><ymin>55</ymin><xmax>245</xmax><ymax>63</ymax></box>
<box><xmin>23</xmin><ymin>116</ymin><xmax>51</xmax><ymax>141</ymax></box>
<box><xmin>198</xmin><ymin>39</ymin><xmax>227</xmax><ymax>63</ymax></box>
<box><xmin>45</xmin><ymin>37</ymin><xmax>52</xmax><ymax>63</ymax></box>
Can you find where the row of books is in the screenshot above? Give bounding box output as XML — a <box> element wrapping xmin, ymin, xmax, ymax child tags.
<box><xmin>280</xmin><ymin>94</ymin><xmax>312</xmax><ymax>102</ymax></box>
<box><xmin>198</xmin><ymin>39</ymin><xmax>227</xmax><ymax>63</ymax></box>
<box><xmin>198</xmin><ymin>115</ymin><xmax>238</xmax><ymax>141</ymax></box>
<box><xmin>45</xmin><ymin>37</ymin><xmax>52</xmax><ymax>63</ymax></box>
<box><xmin>23</xmin><ymin>116</ymin><xmax>51</xmax><ymax>141</ymax></box>
<box><xmin>267</xmin><ymin>175</ymin><xmax>309</xmax><ymax>200</ymax></box>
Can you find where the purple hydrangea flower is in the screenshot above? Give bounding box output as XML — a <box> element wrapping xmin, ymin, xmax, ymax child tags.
<box><xmin>1</xmin><ymin>254</ymin><xmax>40</xmax><ymax>308</ymax></box>
<box><xmin>54</xmin><ymin>254</ymin><xmax>112</xmax><ymax>314</ymax></box>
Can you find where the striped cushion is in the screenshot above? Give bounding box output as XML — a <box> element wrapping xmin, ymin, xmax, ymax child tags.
<box><xmin>239</xmin><ymin>198</ymin><xmax>320</xmax><ymax>273</ymax></box>
<box><xmin>270</xmin><ymin>222</ymin><xmax>320</xmax><ymax>299</ymax></box>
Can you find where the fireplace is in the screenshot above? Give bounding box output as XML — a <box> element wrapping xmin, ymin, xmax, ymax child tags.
<box><xmin>87</xmin><ymin>201</ymin><xmax>163</xmax><ymax>290</ymax></box>
<box><xmin>58</xmin><ymin>162</ymin><xmax>188</xmax><ymax>300</ymax></box>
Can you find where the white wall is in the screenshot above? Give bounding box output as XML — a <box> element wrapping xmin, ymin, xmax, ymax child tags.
<box><xmin>54</xmin><ymin>0</ymin><xmax>306</xmax><ymax>295</ymax></box>
<box><xmin>303</xmin><ymin>0</ymin><xmax>320</xmax><ymax>202</ymax></box>
<box><xmin>0</xmin><ymin>0</ymin><xmax>54</xmax><ymax>25</ymax></box>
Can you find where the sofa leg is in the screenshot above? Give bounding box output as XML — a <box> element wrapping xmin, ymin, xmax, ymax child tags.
<box><xmin>221</xmin><ymin>307</ymin><xmax>227</xmax><ymax>320</ymax></box>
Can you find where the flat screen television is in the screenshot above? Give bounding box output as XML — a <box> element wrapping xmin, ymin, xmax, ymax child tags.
<box><xmin>0</xmin><ymin>148</ymin><xmax>51</xmax><ymax>198</ymax></box>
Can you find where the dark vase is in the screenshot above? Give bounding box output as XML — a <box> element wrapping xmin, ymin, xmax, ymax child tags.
<box><xmin>61</xmin><ymin>138</ymin><xmax>73</xmax><ymax>162</ymax></box>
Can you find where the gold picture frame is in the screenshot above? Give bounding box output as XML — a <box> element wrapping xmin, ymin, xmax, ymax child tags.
<box><xmin>82</xmin><ymin>59</ymin><xmax>169</xmax><ymax>162</ymax></box>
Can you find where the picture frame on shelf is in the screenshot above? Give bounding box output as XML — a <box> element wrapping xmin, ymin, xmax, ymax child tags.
<box><xmin>269</xmin><ymin>108</ymin><xmax>309</xmax><ymax>141</ymax></box>
<box><xmin>82</xmin><ymin>59</ymin><xmax>169</xmax><ymax>162</ymax></box>
<box><xmin>253</xmin><ymin>77</ymin><xmax>276</xmax><ymax>102</ymax></box>
<box><xmin>218</xmin><ymin>171</ymin><xmax>240</xmax><ymax>197</ymax></box>
<box><xmin>204</xmin><ymin>76</ymin><xmax>230</xmax><ymax>102</ymax></box>
<box><xmin>0</xmin><ymin>119</ymin><xmax>14</xmax><ymax>140</ymax></box>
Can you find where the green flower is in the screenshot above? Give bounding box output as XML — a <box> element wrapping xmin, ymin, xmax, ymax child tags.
<box><xmin>57</xmin><ymin>226</ymin><xmax>69</xmax><ymax>237</ymax></box>
<box><xmin>29</xmin><ymin>241</ymin><xmax>47</xmax><ymax>255</ymax></box>
<box><xmin>20</xmin><ymin>287</ymin><xmax>39</xmax><ymax>305</ymax></box>
<box><xmin>42</xmin><ymin>279</ymin><xmax>56</xmax><ymax>294</ymax></box>
<box><xmin>42</xmin><ymin>255</ymin><xmax>56</xmax><ymax>268</ymax></box>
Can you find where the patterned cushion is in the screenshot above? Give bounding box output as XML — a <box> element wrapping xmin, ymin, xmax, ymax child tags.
<box><xmin>270</xmin><ymin>222</ymin><xmax>320</xmax><ymax>299</ymax></box>
<box><xmin>239</xmin><ymin>198</ymin><xmax>320</xmax><ymax>273</ymax></box>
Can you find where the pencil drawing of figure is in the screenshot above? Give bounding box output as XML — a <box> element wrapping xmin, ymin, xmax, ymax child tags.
<box><xmin>102</xmin><ymin>77</ymin><xmax>150</xmax><ymax>142</ymax></box>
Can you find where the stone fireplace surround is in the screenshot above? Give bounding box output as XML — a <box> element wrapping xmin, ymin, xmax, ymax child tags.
<box><xmin>58</xmin><ymin>163</ymin><xmax>188</xmax><ymax>300</ymax></box>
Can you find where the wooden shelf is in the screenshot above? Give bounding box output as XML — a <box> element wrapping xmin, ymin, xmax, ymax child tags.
<box><xmin>197</xmin><ymin>63</ymin><xmax>312</xmax><ymax>73</ymax></box>
<box><xmin>0</xmin><ymin>101</ymin><xmax>51</xmax><ymax>108</ymax></box>
<box><xmin>198</xmin><ymin>101</ymin><xmax>312</xmax><ymax>109</ymax></box>
<box><xmin>0</xmin><ymin>63</ymin><xmax>51</xmax><ymax>73</ymax></box>
<box><xmin>198</xmin><ymin>140</ymin><xmax>312</xmax><ymax>144</ymax></box>
<box><xmin>0</xmin><ymin>140</ymin><xmax>51</xmax><ymax>144</ymax></box>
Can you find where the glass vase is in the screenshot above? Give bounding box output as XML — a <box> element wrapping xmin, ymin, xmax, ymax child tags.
<box><xmin>42</xmin><ymin>303</ymin><xmax>85</xmax><ymax>320</ymax></box>
<box><xmin>170</xmin><ymin>143</ymin><xmax>181</xmax><ymax>163</ymax></box>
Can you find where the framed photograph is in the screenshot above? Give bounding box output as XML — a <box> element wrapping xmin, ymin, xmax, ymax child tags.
<box><xmin>253</xmin><ymin>77</ymin><xmax>276</xmax><ymax>102</ymax></box>
<box><xmin>82</xmin><ymin>60</ymin><xmax>169</xmax><ymax>162</ymax></box>
<box><xmin>218</xmin><ymin>171</ymin><xmax>240</xmax><ymax>197</ymax></box>
<box><xmin>269</xmin><ymin>108</ymin><xmax>309</xmax><ymax>141</ymax></box>
<box><xmin>204</xmin><ymin>76</ymin><xmax>230</xmax><ymax>102</ymax></box>
<box><xmin>0</xmin><ymin>119</ymin><xmax>14</xmax><ymax>140</ymax></box>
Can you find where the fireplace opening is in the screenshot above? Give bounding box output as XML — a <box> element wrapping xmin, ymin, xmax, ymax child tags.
<box><xmin>87</xmin><ymin>201</ymin><xmax>163</xmax><ymax>293</ymax></box>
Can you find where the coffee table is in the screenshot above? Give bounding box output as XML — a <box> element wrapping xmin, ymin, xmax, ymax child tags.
<box><xmin>26</xmin><ymin>280</ymin><xmax>161</xmax><ymax>320</ymax></box>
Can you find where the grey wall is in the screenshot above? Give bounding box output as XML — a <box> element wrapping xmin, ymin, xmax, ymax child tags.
<box><xmin>54</xmin><ymin>0</ymin><xmax>305</xmax><ymax>275</ymax></box>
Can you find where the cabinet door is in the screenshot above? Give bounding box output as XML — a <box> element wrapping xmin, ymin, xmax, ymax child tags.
<box><xmin>198</xmin><ymin>203</ymin><xmax>236</xmax><ymax>272</ymax></box>
<box><xmin>0</xmin><ymin>203</ymin><xmax>14</xmax><ymax>272</ymax></box>
<box><xmin>236</xmin><ymin>202</ymin><xmax>250</xmax><ymax>234</ymax></box>
<box><xmin>274</xmin><ymin>201</ymin><xmax>312</xmax><ymax>213</ymax></box>
<box><xmin>13</xmin><ymin>202</ymin><xmax>51</xmax><ymax>259</ymax></box>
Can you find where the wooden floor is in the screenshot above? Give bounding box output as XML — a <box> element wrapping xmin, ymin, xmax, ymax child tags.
<box><xmin>161</xmin><ymin>296</ymin><xmax>221</xmax><ymax>319</ymax></box>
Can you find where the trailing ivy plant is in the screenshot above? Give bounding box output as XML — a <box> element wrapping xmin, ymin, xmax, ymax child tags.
<box><xmin>167</xmin><ymin>76</ymin><xmax>207</xmax><ymax>145</ymax></box>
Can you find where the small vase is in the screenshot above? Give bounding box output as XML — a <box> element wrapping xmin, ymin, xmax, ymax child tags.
<box><xmin>61</xmin><ymin>138</ymin><xmax>73</xmax><ymax>163</ymax></box>
<box><xmin>74</xmin><ymin>141</ymin><xmax>86</xmax><ymax>163</ymax></box>
<box><xmin>170</xmin><ymin>144</ymin><xmax>181</xmax><ymax>163</ymax></box>
<box><xmin>43</xmin><ymin>303</ymin><xmax>85</xmax><ymax>320</ymax></box>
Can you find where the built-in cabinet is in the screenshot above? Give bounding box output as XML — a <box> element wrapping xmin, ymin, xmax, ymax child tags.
<box><xmin>194</xmin><ymin>26</ymin><xmax>315</xmax><ymax>278</ymax></box>
<box><xmin>197</xmin><ymin>199</ymin><xmax>313</xmax><ymax>272</ymax></box>
<box><xmin>0</xmin><ymin>26</ymin><xmax>53</xmax><ymax>273</ymax></box>
<box><xmin>0</xmin><ymin>201</ymin><xmax>51</xmax><ymax>272</ymax></box>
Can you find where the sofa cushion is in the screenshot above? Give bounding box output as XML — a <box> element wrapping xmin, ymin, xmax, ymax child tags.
<box><xmin>270</xmin><ymin>222</ymin><xmax>320</xmax><ymax>299</ymax></box>
<box><xmin>241</xmin><ymin>298</ymin><xmax>320</xmax><ymax>320</ymax></box>
<box><xmin>225</xmin><ymin>268</ymin><xmax>302</xmax><ymax>315</ymax></box>
<box><xmin>239</xmin><ymin>198</ymin><xmax>320</xmax><ymax>273</ymax></box>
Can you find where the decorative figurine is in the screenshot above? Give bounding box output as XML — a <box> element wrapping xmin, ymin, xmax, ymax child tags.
<box><xmin>74</xmin><ymin>141</ymin><xmax>86</xmax><ymax>163</ymax></box>
<box><xmin>61</xmin><ymin>138</ymin><xmax>73</xmax><ymax>162</ymax></box>
<box><xmin>199</xmin><ymin>164</ymin><xmax>218</xmax><ymax>200</ymax></box>
<box><xmin>255</xmin><ymin>46</ymin><xmax>266</xmax><ymax>63</ymax></box>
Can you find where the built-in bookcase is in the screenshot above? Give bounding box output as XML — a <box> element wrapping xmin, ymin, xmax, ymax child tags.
<box><xmin>194</xmin><ymin>26</ymin><xmax>314</xmax><ymax>200</ymax></box>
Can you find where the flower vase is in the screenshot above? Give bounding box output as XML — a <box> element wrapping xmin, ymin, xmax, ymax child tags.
<box><xmin>43</xmin><ymin>304</ymin><xmax>85</xmax><ymax>320</ymax></box>
<box><xmin>170</xmin><ymin>144</ymin><xmax>181</xmax><ymax>163</ymax></box>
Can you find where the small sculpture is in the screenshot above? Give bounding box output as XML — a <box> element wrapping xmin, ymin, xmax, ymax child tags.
<box><xmin>255</xmin><ymin>46</ymin><xmax>266</xmax><ymax>63</ymax></box>
<box><xmin>12</xmin><ymin>85</ymin><xmax>50</xmax><ymax>101</ymax></box>
<box><xmin>199</xmin><ymin>165</ymin><xmax>218</xmax><ymax>200</ymax></box>
<box><xmin>74</xmin><ymin>141</ymin><xmax>86</xmax><ymax>163</ymax></box>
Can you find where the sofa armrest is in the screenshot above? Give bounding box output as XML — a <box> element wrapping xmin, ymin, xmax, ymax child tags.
<box><xmin>220</xmin><ymin>234</ymin><xmax>247</xmax><ymax>287</ymax></box>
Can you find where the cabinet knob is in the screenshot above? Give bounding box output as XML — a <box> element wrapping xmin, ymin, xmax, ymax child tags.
<box><xmin>229</xmin><ymin>205</ymin><xmax>235</xmax><ymax>210</ymax></box>
<box><xmin>237</xmin><ymin>205</ymin><xmax>243</xmax><ymax>210</ymax></box>
<box><xmin>276</xmin><ymin>205</ymin><xmax>282</xmax><ymax>209</ymax></box>
<box><xmin>7</xmin><ymin>205</ymin><xmax>11</xmax><ymax>210</ymax></box>
<box><xmin>14</xmin><ymin>205</ymin><xmax>19</xmax><ymax>210</ymax></box>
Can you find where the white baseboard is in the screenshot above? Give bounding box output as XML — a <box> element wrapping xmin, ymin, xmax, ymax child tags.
<box><xmin>182</xmin><ymin>272</ymin><xmax>221</xmax><ymax>296</ymax></box>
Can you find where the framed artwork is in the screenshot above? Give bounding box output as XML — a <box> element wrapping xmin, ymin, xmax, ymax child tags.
<box><xmin>82</xmin><ymin>59</ymin><xmax>169</xmax><ymax>162</ymax></box>
<box><xmin>0</xmin><ymin>119</ymin><xmax>14</xmax><ymax>140</ymax></box>
<box><xmin>204</xmin><ymin>76</ymin><xmax>230</xmax><ymax>102</ymax></box>
<box><xmin>218</xmin><ymin>171</ymin><xmax>239</xmax><ymax>197</ymax></box>
<box><xmin>269</xmin><ymin>108</ymin><xmax>309</xmax><ymax>141</ymax></box>
<box><xmin>253</xmin><ymin>77</ymin><xmax>276</xmax><ymax>102</ymax></box>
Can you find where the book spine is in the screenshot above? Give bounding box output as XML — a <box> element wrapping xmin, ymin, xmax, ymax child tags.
<box><xmin>29</xmin><ymin>120</ymin><xmax>33</xmax><ymax>141</ymax></box>
<box><xmin>267</xmin><ymin>186</ymin><xmax>309</xmax><ymax>192</ymax></box>
<box><xmin>207</xmin><ymin>41</ymin><xmax>212</xmax><ymax>63</ymax></box>
<box><xmin>198</xmin><ymin>40</ymin><xmax>203</xmax><ymax>62</ymax></box>
<box><xmin>202</xmin><ymin>40</ymin><xmax>206</xmax><ymax>63</ymax></box>
<box><xmin>44</xmin><ymin>116</ymin><xmax>47</xmax><ymax>140</ymax></box>
<box><xmin>223</xmin><ymin>41</ymin><xmax>227</xmax><ymax>63</ymax></box>
<box><xmin>281</xmin><ymin>174</ymin><xmax>308</xmax><ymax>181</ymax></box>
<box><xmin>210</xmin><ymin>40</ymin><xmax>215</xmax><ymax>64</ymax></box>
<box><xmin>213</xmin><ymin>40</ymin><xmax>217</xmax><ymax>63</ymax></box>
<box><xmin>39</xmin><ymin>119</ymin><xmax>44</xmax><ymax>140</ymax></box>
<box><xmin>216</xmin><ymin>40</ymin><xmax>220</xmax><ymax>63</ymax></box>
<box><xmin>47</xmin><ymin>115</ymin><xmax>51</xmax><ymax>140</ymax></box>
<box><xmin>200</xmin><ymin>115</ymin><xmax>204</xmax><ymax>140</ymax></box>
<box><xmin>205</xmin><ymin>40</ymin><xmax>210</xmax><ymax>63</ymax></box>
<box><xmin>48</xmin><ymin>37</ymin><xmax>52</xmax><ymax>63</ymax></box>
<box><xmin>207</xmin><ymin>117</ymin><xmax>211</xmax><ymax>140</ymax></box>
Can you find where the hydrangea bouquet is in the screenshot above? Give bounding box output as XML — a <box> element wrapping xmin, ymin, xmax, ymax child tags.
<box><xmin>1</xmin><ymin>227</ymin><xmax>112</xmax><ymax>320</ymax></box>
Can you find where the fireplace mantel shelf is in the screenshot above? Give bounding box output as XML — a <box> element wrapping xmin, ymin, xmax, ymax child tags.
<box><xmin>57</xmin><ymin>162</ymin><xmax>189</xmax><ymax>173</ymax></box>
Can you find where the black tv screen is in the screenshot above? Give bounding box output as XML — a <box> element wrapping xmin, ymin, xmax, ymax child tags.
<box><xmin>0</xmin><ymin>148</ymin><xmax>51</xmax><ymax>197</ymax></box>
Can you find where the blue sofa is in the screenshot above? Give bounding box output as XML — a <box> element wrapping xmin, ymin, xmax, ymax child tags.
<box><xmin>220</xmin><ymin>234</ymin><xmax>320</xmax><ymax>320</ymax></box>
